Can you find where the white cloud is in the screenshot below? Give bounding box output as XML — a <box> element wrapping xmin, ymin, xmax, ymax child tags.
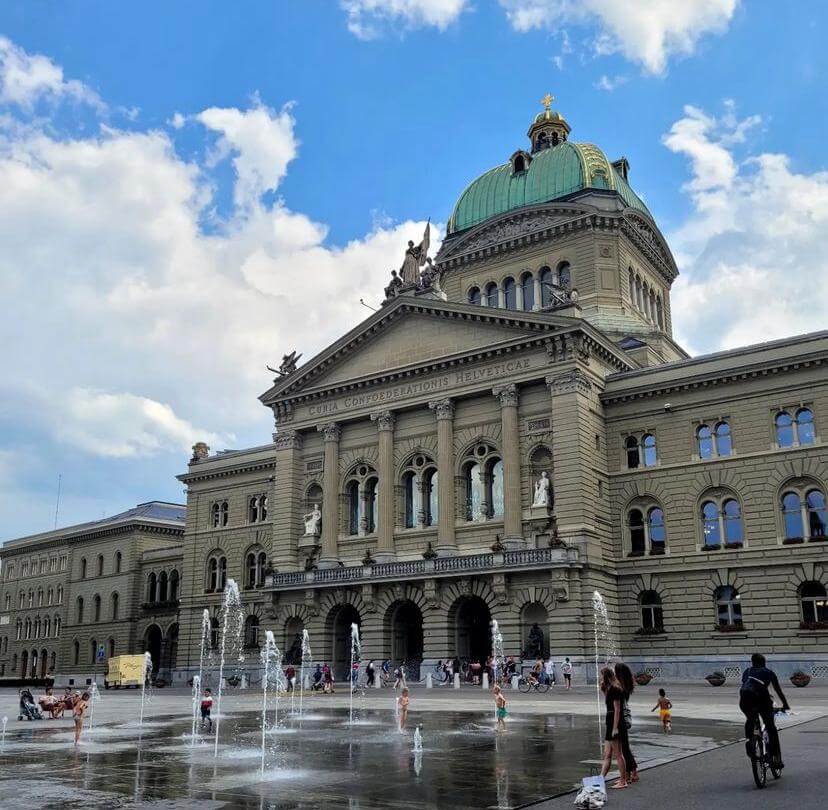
<box><xmin>341</xmin><ymin>0</ymin><xmax>469</xmax><ymax>38</ymax></box>
<box><xmin>595</xmin><ymin>74</ymin><xmax>627</xmax><ymax>92</ymax></box>
<box><xmin>197</xmin><ymin>100</ymin><xmax>298</xmax><ymax>210</ymax></box>
<box><xmin>0</xmin><ymin>47</ymin><xmax>437</xmax><ymax>462</ymax></box>
<box><xmin>665</xmin><ymin>104</ymin><xmax>828</xmax><ymax>354</ymax></box>
<box><xmin>0</xmin><ymin>35</ymin><xmax>104</xmax><ymax>110</ymax></box>
<box><xmin>499</xmin><ymin>0</ymin><xmax>739</xmax><ymax>74</ymax></box>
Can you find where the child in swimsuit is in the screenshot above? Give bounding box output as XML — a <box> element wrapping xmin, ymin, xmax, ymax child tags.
<box><xmin>651</xmin><ymin>688</ymin><xmax>672</xmax><ymax>732</ymax></box>
<box><xmin>397</xmin><ymin>687</ymin><xmax>410</xmax><ymax>732</ymax></box>
<box><xmin>494</xmin><ymin>685</ymin><xmax>507</xmax><ymax>732</ymax></box>
<box><xmin>73</xmin><ymin>692</ymin><xmax>90</xmax><ymax>746</ymax></box>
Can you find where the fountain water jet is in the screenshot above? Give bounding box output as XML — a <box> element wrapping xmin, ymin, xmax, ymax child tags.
<box><xmin>299</xmin><ymin>629</ymin><xmax>311</xmax><ymax>720</ymax></box>
<box><xmin>213</xmin><ymin>579</ymin><xmax>244</xmax><ymax>758</ymax></box>
<box><xmin>138</xmin><ymin>651</ymin><xmax>153</xmax><ymax>733</ymax></box>
<box><xmin>260</xmin><ymin>630</ymin><xmax>279</xmax><ymax>775</ymax></box>
<box><xmin>413</xmin><ymin>726</ymin><xmax>423</xmax><ymax>753</ymax></box>
<box><xmin>87</xmin><ymin>681</ymin><xmax>101</xmax><ymax>733</ymax></box>
<box><xmin>189</xmin><ymin>674</ymin><xmax>201</xmax><ymax>745</ymax></box>
<box><xmin>591</xmin><ymin>590</ymin><xmax>617</xmax><ymax>753</ymax></box>
<box><xmin>1</xmin><ymin>716</ymin><xmax>6</xmax><ymax>748</ymax></box>
<box><xmin>349</xmin><ymin>623</ymin><xmax>361</xmax><ymax>726</ymax></box>
<box><xmin>491</xmin><ymin>619</ymin><xmax>505</xmax><ymax>725</ymax></box>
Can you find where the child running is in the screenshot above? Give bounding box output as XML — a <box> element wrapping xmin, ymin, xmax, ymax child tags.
<box><xmin>200</xmin><ymin>687</ymin><xmax>214</xmax><ymax>733</ymax></box>
<box><xmin>73</xmin><ymin>691</ymin><xmax>90</xmax><ymax>746</ymax></box>
<box><xmin>397</xmin><ymin>687</ymin><xmax>410</xmax><ymax>732</ymax></box>
<box><xmin>651</xmin><ymin>688</ymin><xmax>672</xmax><ymax>732</ymax></box>
<box><xmin>493</xmin><ymin>685</ymin><xmax>507</xmax><ymax>732</ymax></box>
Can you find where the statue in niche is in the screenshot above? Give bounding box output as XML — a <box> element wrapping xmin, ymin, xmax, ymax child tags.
<box><xmin>285</xmin><ymin>633</ymin><xmax>303</xmax><ymax>665</ymax></box>
<box><xmin>303</xmin><ymin>503</ymin><xmax>321</xmax><ymax>536</ymax></box>
<box><xmin>532</xmin><ymin>471</ymin><xmax>552</xmax><ymax>508</ymax></box>
<box><xmin>524</xmin><ymin>623</ymin><xmax>545</xmax><ymax>659</ymax></box>
<box><xmin>399</xmin><ymin>221</ymin><xmax>430</xmax><ymax>285</ymax></box>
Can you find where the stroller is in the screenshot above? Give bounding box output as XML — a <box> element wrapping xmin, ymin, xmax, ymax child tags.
<box><xmin>18</xmin><ymin>688</ymin><xmax>43</xmax><ymax>721</ymax></box>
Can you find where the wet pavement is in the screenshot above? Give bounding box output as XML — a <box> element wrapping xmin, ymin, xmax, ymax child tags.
<box><xmin>0</xmin><ymin>703</ymin><xmax>742</xmax><ymax>809</ymax></box>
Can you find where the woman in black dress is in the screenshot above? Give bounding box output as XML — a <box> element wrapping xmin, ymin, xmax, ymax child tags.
<box><xmin>599</xmin><ymin>667</ymin><xmax>629</xmax><ymax>789</ymax></box>
<box><xmin>614</xmin><ymin>662</ymin><xmax>639</xmax><ymax>783</ymax></box>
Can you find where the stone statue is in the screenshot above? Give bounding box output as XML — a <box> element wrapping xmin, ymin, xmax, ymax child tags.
<box><xmin>285</xmin><ymin>632</ymin><xmax>303</xmax><ymax>665</ymax></box>
<box><xmin>525</xmin><ymin>623</ymin><xmax>544</xmax><ymax>659</ymax></box>
<box><xmin>303</xmin><ymin>503</ymin><xmax>321</xmax><ymax>536</ymax></box>
<box><xmin>532</xmin><ymin>471</ymin><xmax>551</xmax><ymax>508</ymax></box>
<box><xmin>384</xmin><ymin>269</ymin><xmax>403</xmax><ymax>300</ymax></box>
<box><xmin>399</xmin><ymin>221</ymin><xmax>430</xmax><ymax>285</ymax></box>
<box><xmin>191</xmin><ymin>442</ymin><xmax>210</xmax><ymax>462</ymax></box>
<box><xmin>420</xmin><ymin>257</ymin><xmax>443</xmax><ymax>291</ymax></box>
<box><xmin>268</xmin><ymin>350</ymin><xmax>302</xmax><ymax>379</ymax></box>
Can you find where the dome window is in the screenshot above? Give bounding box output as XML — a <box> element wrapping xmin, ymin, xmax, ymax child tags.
<box><xmin>510</xmin><ymin>150</ymin><xmax>531</xmax><ymax>175</ymax></box>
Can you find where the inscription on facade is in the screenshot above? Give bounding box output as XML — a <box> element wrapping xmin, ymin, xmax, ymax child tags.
<box><xmin>307</xmin><ymin>359</ymin><xmax>532</xmax><ymax>416</ymax></box>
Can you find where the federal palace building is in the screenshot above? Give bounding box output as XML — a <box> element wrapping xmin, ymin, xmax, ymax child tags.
<box><xmin>2</xmin><ymin>102</ymin><xmax>826</xmax><ymax>686</ymax></box>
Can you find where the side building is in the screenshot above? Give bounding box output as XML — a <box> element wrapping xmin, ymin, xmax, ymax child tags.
<box><xmin>0</xmin><ymin>502</ymin><xmax>185</xmax><ymax>685</ymax></box>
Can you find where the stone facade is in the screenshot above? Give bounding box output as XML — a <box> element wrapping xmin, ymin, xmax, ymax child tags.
<box><xmin>2</xmin><ymin>106</ymin><xmax>826</xmax><ymax>685</ymax></box>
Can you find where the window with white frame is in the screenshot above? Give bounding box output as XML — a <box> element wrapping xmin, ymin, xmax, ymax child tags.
<box><xmin>461</xmin><ymin>444</ymin><xmax>503</xmax><ymax>522</ymax></box>
<box><xmin>343</xmin><ymin>465</ymin><xmax>378</xmax><ymax>536</ymax></box>
<box><xmin>701</xmin><ymin>494</ymin><xmax>744</xmax><ymax>549</ymax></box>
<box><xmin>211</xmin><ymin>500</ymin><xmax>229</xmax><ymax>528</ymax></box>
<box><xmin>800</xmin><ymin>582</ymin><xmax>828</xmax><ymax>627</ymax></box>
<box><xmin>715</xmin><ymin>585</ymin><xmax>743</xmax><ymax>629</ymax></box>
<box><xmin>781</xmin><ymin>484</ymin><xmax>827</xmax><ymax>542</ymax></box>
<box><xmin>775</xmin><ymin>407</ymin><xmax>816</xmax><ymax>448</ymax></box>
<box><xmin>400</xmin><ymin>454</ymin><xmax>438</xmax><ymax>529</ymax></box>
<box><xmin>248</xmin><ymin>494</ymin><xmax>268</xmax><ymax>523</ymax></box>
<box><xmin>205</xmin><ymin>551</ymin><xmax>227</xmax><ymax>592</ymax></box>
<box><xmin>697</xmin><ymin>421</ymin><xmax>732</xmax><ymax>459</ymax></box>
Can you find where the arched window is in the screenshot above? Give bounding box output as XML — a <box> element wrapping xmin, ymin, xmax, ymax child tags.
<box><xmin>47</xmin><ymin>587</ymin><xmax>53</xmax><ymax>606</ymax></box>
<box><xmin>635</xmin><ymin>276</ymin><xmax>643</xmax><ymax>310</ymax></box>
<box><xmin>17</xmin><ymin>592</ymin><xmax>24</xmax><ymax>609</ymax></box>
<box><xmin>15</xmin><ymin>620</ymin><xmax>22</xmax><ymax>641</ymax></box>
<box><xmin>115</xmin><ymin>551</ymin><xmax>122</xmax><ymax>574</ymax></box>
<box><xmin>211</xmin><ymin>500</ymin><xmax>229</xmax><ymax>528</ymax></box>
<box><xmin>24</xmin><ymin>618</ymin><xmax>31</xmax><ymax>639</ymax></box>
<box><xmin>109</xmin><ymin>638</ymin><xmax>116</xmax><ymax>658</ymax></box>
<box><xmin>248</xmin><ymin>494</ymin><xmax>268</xmax><ymax>523</ymax></box>
<box><xmin>347</xmin><ymin>480</ymin><xmax>360</xmax><ymax>535</ymax></box>
<box><xmin>625</xmin><ymin>436</ymin><xmax>640</xmax><ymax>469</ymax></box>
<box><xmin>43</xmin><ymin>617</ymin><xmax>50</xmax><ymax>638</ymax></box>
<box><xmin>147</xmin><ymin>572</ymin><xmax>157</xmax><ymax>603</ymax></box>
<box><xmin>424</xmin><ymin>468</ymin><xmax>438</xmax><ymax>526</ymax></box>
<box><xmin>27</xmin><ymin>589</ymin><xmax>33</xmax><ymax>608</ymax></box>
<box><xmin>205</xmin><ymin>552</ymin><xmax>227</xmax><ymax>592</ymax></box>
<box><xmin>807</xmin><ymin>489</ymin><xmax>827</xmax><ymax>539</ymax></box>
<box><xmin>76</xmin><ymin>597</ymin><xmax>84</xmax><ymax>624</ymax></box>
<box><xmin>57</xmin><ymin>585</ymin><xmax>63</xmax><ymax>604</ymax></box>
<box><xmin>628</xmin><ymin>509</ymin><xmax>645</xmax><ymax>555</ymax></box>
<box><xmin>701</xmin><ymin>495</ymin><xmax>744</xmax><ymax>549</ymax></box>
<box><xmin>800</xmin><ymin>582</ymin><xmax>828</xmax><ymax>626</ymax></box>
<box><xmin>111</xmin><ymin>592</ymin><xmax>119</xmax><ymax>620</ymax></box>
<box><xmin>209</xmin><ymin>617</ymin><xmax>219</xmax><ymax>650</ymax></box>
<box><xmin>364</xmin><ymin>477</ymin><xmax>378</xmax><ymax>533</ymax></box>
<box><xmin>796</xmin><ymin>408</ymin><xmax>815</xmax><ymax>445</ymax></box>
<box><xmin>80</xmin><ymin>557</ymin><xmax>87</xmax><ymax>579</ymax></box>
<box><xmin>513</xmin><ymin>154</ymin><xmax>526</xmax><ymax>173</ymax></box>
<box><xmin>97</xmin><ymin>555</ymin><xmax>104</xmax><ymax>577</ymax></box>
<box><xmin>520</xmin><ymin>272</ymin><xmax>534</xmax><ymax>311</ymax></box>
<box><xmin>403</xmin><ymin>470</ymin><xmax>418</xmax><ymax>529</ymax></box>
<box><xmin>640</xmin><ymin>591</ymin><xmax>664</xmax><ymax>632</ymax></box>
<box><xmin>484</xmin><ymin>282</ymin><xmax>499</xmax><ymax>308</ymax></box>
<box><xmin>556</xmin><ymin>261</ymin><xmax>571</xmax><ymax>289</ymax></box>
<box><xmin>245</xmin><ymin>550</ymin><xmax>266</xmax><ymax>589</ymax></box>
<box><xmin>37</xmin><ymin>587</ymin><xmax>43</xmax><ymax>607</ymax></box>
<box><xmin>468</xmin><ymin>286</ymin><xmax>481</xmax><ymax>305</ymax></box>
<box><xmin>642</xmin><ymin>434</ymin><xmax>657</xmax><ymax>466</ymax></box>
<box><xmin>648</xmin><ymin>507</ymin><xmax>666</xmax><ymax>553</ymax></box>
<box><xmin>715</xmin><ymin>586</ymin><xmax>742</xmax><ymax>628</ymax></box>
<box><xmin>169</xmin><ymin>570</ymin><xmax>180</xmax><ymax>600</ymax></box>
<box><xmin>54</xmin><ymin>616</ymin><xmax>61</xmax><ymax>637</ymax></box>
<box><xmin>715</xmin><ymin>421</ymin><xmax>732</xmax><ymax>456</ymax></box>
<box><xmin>775</xmin><ymin>411</ymin><xmax>794</xmax><ymax>447</ymax></box>
<box><xmin>782</xmin><ymin>486</ymin><xmax>827</xmax><ymax>542</ymax></box>
<box><xmin>503</xmin><ymin>277</ymin><xmax>517</xmax><ymax>310</ymax></box>
<box><xmin>697</xmin><ymin>424</ymin><xmax>714</xmax><ymax>459</ymax></box>
<box><xmin>539</xmin><ymin>266</ymin><xmax>552</xmax><ymax>308</ymax></box>
<box><xmin>243</xmin><ymin>615</ymin><xmax>260</xmax><ymax>649</ymax></box>
<box><xmin>461</xmin><ymin>444</ymin><xmax>502</xmax><ymax>522</ymax></box>
<box><xmin>490</xmin><ymin>459</ymin><xmax>504</xmax><ymax>518</ymax></box>
<box><xmin>159</xmin><ymin>570</ymin><xmax>168</xmax><ymax>602</ymax></box>
<box><xmin>93</xmin><ymin>594</ymin><xmax>101</xmax><ymax>623</ymax></box>
<box><xmin>656</xmin><ymin>296</ymin><xmax>664</xmax><ymax>328</ymax></box>
<box><xmin>628</xmin><ymin>269</ymin><xmax>635</xmax><ymax>306</ymax></box>
<box><xmin>701</xmin><ymin>501</ymin><xmax>721</xmax><ymax>548</ymax></box>
<box><xmin>73</xmin><ymin>640</ymin><xmax>80</xmax><ymax>666</ymax></box>
<box><xmin>401</xmin><ymin>455</ymin><xmax>439</xmax><ymax>528</ymax></box>
<box><xmin>649</xmin><ymin>289</ymin><xmax>656</xmax><ymax>321</ymax></box>
<box><xmin>722</xmin><ymin>499</ymin><xmax>744</xmax><ymax>545</ymax></box>
<box><xmin>344</xmin><ymin>464</ymin><xmax>378</xmax><ymax>536</ymax></box>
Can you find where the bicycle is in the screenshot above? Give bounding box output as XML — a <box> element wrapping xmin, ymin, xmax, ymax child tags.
<box><xmin>518</xmin><ymin>676</ymin><xmax>550</xmax><ymax>694</ymax></box>
<box><xmin>749</xmin><ymin>709</ymin><xmax>784</xmax><ymax>789</ymax></box>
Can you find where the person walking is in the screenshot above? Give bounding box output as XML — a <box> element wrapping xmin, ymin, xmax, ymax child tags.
<box><xmin>544</xmin><ymin>656</ymin><xmax>555</xmax><ymax>686</ymax></box>
<box><xmin>652</xmin><ymin>689</ymin><xmax>673</xmax><ymax>733</ymax></box>
<box><xmin>599</xmin><ymin>668</ymin><xmax>629</xmax><ymax>790</ymax></box>
<box><xmin>366</xmin><ymin>659</ymin><xmax>376</xmax><ymax>688</ymax></box>
<box><xmin>614</xmin><ymin>662</ymin><xmax>639</xmax><ymax>783</ymax></box>
<box><xmin>561</xmin><ymin>657</ymin><xmax>573</xmax><ymax>689</ymax></box>
<box><xmin>200</xmin><ymin>687</ymin><xmax>213</xmax><ymax>732</ymax></box>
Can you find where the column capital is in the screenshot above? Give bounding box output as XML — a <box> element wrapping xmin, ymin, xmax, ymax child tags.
<box><xmin>546</xmin><ymin>369</ymin><xmax>592</xmax><ymax>395</ymax></box>
<box><xmin>273</xmin><ymin>429</ymin><xmax>303</xmax><ymax>450</ymax></box>
<box><xmin>428</xmin><ymin>399</ymin><xmax>455</xmax><ymax>421</ymax></box>
<box><xmin>493</xmin><ymin>383</ymin><xmax>519</xmax><ymax>408</ymax></box>
<box><xmin>317</xmin><ymin>422</ymin><xmax>341</xmax><ymax>442</ymax></box>
<box><xmin>370</xmin><ymin>410</ymin><xmax>396</xmax><ymax>431</ymax></box>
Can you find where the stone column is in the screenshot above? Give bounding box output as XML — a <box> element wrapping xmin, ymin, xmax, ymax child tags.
<box><xmin>429</xmin><ymin>399</ymin><xmax>457</xmax><ymax>555</ymax></box>
<box><xmin>494</xmin><ymin>384</ymin><xmax>523</xmax><ymax>548</ymax></box>
<box><xmin>533</xmin><ymin>277</ymin><xmax>542</xmax><ymax>311</ymax></box>
<box><xmin>272</xmin><ymin>429</ymin><xmax>303</xmax><ymax>571</ymax></box>
<box><xmin>317</xmin><ymin>422</ymin><xmax>341</xmax><ymax>568</ymax></box>
<box><xmin>370</xmin><ymin>410</ymin><xmax>396</xmax><ymax>563</ymax></box>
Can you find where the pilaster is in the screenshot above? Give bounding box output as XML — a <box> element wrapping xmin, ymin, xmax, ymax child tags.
<box><xmin>429</xmin><ymin>399</ymin><xmax>457</xmax><ymax>555</ymax></box>
<box><xmin>317</xmin><ymin>422</ymin><xmax>341</xmax><ymax>569</ymax></box>
<box><xmin>493</xmin><ymin>384</ymin><xmax>524</xmax><ymax>549</ymax></box>
<box><xmin>370</xmin><ymin>410</ymin><xmax>397</xmax><ymax>563</ymax></box>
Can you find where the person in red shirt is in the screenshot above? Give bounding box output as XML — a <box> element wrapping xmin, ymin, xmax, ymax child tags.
<box><xmin>200</xmin><ymin>688</ymin><xmax>213</xmax><ymax>732</ymax></box>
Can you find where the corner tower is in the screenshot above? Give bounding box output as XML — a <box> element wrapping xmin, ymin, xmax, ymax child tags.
<box><xmin>436</xmin><ymin>98</ymin><xmax>687</xmax><ymax>365</ymax></box>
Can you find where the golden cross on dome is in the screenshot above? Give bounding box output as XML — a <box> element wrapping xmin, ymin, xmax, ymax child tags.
<box><xmin>540</xmin><ymin>93</ymin><xmax>554</xmax><ymax>111</ymax></box>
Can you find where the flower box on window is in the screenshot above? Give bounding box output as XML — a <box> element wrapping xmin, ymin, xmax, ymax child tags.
<box><xmin>799</xmin><ymin>620</ymin><xmax>828</xmax><ymax>631</ymax></box>
<box><xmin>627</xmin><ymin>550</ymin><xmax>645</xmax><ymax>558</ymax></box>
<box><xmin>649</xmin><ymin>546</ymin><xmax>666</xmax><ymax>556</ymax></box>
<box><xmin>703</xmin><ymin>544</ymin><xmax>721</xmax><ymax>551</ymax></box>
<box><xmin>724</xmin><ymin>541</ymin><xmax>744</xmax><ymax>549</ymax></box>
<box><xmin>715</xmin><ymin>621</ymin><xmax>744</xmax><ymax>632</ymax></box>
<box><xmin>635</xmin><ymin>626</ymin><xmax>665</xmax><ymax>636</ymax></box>
<box><xmin>783</xmin><ymin>537</ymin><xmax>804</xmax><ymax>545</ymax></box>
<box><xmin>807</xmin><ymin>535</ymin><xmax>827</xmax><ymax>543</ymax></box>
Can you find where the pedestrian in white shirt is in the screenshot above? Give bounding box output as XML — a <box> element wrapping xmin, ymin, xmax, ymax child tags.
<box><xmin>545</xmin><ymin>657</ymin><xmax>555</xmax><ymax>686</ymax></box>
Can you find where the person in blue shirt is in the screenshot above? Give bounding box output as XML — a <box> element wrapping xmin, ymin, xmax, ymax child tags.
<box><xmin>739</xmin><ymin>653</ymin><xmax>790</xmax><ymax>767</ymax></box>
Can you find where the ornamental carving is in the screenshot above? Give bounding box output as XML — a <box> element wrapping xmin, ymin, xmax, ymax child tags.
<box><xmin>274</xmin><ymin>429</ymin><xmax>303</xmax><ymax>451</ymax></box>
<box><xmin>493</xmin><ymin>384</ymin><xmax>519</xmax><ymax>408</ymax></box>
<box><xmin>546</xmin><ymin>369</ymin><xmax>592</xmax><ymax>395</ymax></box>
<box><xmin>546</xmin><ymin>333</ymin><xmax>590</xmax><ymax>364</ymax></box>
<box><xmin>428</xmin><ymin>399</ymin><xmax>455</xmax><ymax>421</ymax></box>
<box><xmin>370</xmin><ymin>410</ymin><xmax>396</xmax><ymax>431</ymax></box>
<box><xmin>318</xmin><ymin>422</ymin><xmax>341</xmax><ymax>442</ymax></box>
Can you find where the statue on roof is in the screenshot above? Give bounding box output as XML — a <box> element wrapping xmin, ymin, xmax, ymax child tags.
<box><xmin>268</xmin><ymin>350</ymin><xmax>302</xmax><ymax>379</ymax></box>
<box><xmin>399</xmin><ymin>221</ymin><xmax>430</xmax><ymax>285</ymax></box>
<box><xmin>383</xmin><ymin>269</ymin><xmax>404</xmax><ymax>300</ymax></box>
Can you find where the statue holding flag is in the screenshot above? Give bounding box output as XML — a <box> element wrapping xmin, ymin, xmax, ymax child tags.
<box><xmin>399</xmin><ymin>221</ymin><xmax>430</xmax><ymax>285</ymax></box>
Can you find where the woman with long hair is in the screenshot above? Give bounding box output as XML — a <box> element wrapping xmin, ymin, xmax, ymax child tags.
<box><xmin>614</xmin><ymin>662</ymin><xmax>639</xmax><ymax>783</ymax></box>
<box><xmin>600</xmin><ymin>667</ymin><xmax>629</xmax><ymax>789</ymax></box>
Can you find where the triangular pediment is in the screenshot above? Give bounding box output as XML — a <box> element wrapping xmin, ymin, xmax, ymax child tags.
<box><xmin>260</xmin><ymin>296</ymin><xmax>580</xmax><ymax>405</ymax></box>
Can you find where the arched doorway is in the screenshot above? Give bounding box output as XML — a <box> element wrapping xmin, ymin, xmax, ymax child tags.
<box><xmin>330</xmin><ymin>605</ymin><xmax>360</xmax><ymax>681</ymax></box>
<box><xmin>387</xmin><ymin>601</ymin><xmax>423</xmax><ymax>669</ymax></box>
<box><xmin>30</xmin><ymin>649</ymin><xmax>38</xmax><ymax>679</ymax></box>
<box><xmin>20</xmin><ymin>650</ymin><xmax>28</xmax><ymax>679</ymax></box>
<box><xmin>284</xmin><ymin>617</ymin><xmax>305</xmax><ymax>665</ymax></box>
<box><xmin>40</xmin><ymin>648</ymin><xmax>48</xmax><ymax>678</ymax></box>
<box><xmin>165</xmin><ymin>624</ymin><xmax>179</xmax><ymax>672</ymax></box>
<box><xmin>452</xmin><ymin>596</ymin><xmax>492</xmax><ymax>663</ymax></box>
<box><xmin>144</xmin><ymin>624</ymin><xmax>163</xmax><ymax>675</ymax></box>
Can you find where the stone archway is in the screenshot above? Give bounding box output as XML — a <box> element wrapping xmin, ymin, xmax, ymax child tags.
<box><xmin>386</xmin><ymin>600</ymin><xmax>424</xmax><ymax>670</ymax></box>
<box><xmin>165</xmin><ymin>623</ymin><xmax>179</xmax><ymax>672</ymax></box>
<box><xmin>451</xmin><ymin>596</ymin><xmax>492</xmax><ymax>663</ymax></box>
<box><xmin>20</xmin><ymin>650</ymin><xmax>28</xmax><ymax>680</ymax></box>
<box><xmin>144</xmin><ymin>624</ymin><xmax>163</xmax><ymax>675</ymax></box>
<box><xmin>328</xmin><ymin>605</ymin><xmax>361</xmax><ymax>681</ymax></box>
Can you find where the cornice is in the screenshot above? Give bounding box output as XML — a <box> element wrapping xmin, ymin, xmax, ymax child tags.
<box><xmin>178</xmin><ymin>459</ymin><xmax>275</xmax><ymax>484</ymax></box>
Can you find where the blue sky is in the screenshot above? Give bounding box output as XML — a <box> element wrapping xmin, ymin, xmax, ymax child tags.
<box><xmin>1</xmin><ymin>1</ymin><xmax>826</xmax><ymax>540</ymax></box>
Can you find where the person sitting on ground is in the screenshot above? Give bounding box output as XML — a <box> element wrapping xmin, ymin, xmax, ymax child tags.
<box><xmin>651</xmin><ymin>688</ymin><xmax>672</xmax><ymax>733</ymax></box>
<box><xmin>739</xmin><ymin>652</ymin><xmax>790</xmax><ymax>768</ymax></box>
<box><xmin>73</xmin><ymin>692</ymin><xmax>90</xmax><ymax>746</ymax></box>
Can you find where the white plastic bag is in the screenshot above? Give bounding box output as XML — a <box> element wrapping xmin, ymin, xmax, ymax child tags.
<box><xmin>574</xmin><ymin>776</ymin><xmax>606</xmax><ymax>808</ymax></box>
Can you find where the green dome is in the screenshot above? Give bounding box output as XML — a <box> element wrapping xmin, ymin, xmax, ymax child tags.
<box><xmin>447</xmin><ymin>141</ymin><xmax>651</xmax><ymax>235</ymax></box>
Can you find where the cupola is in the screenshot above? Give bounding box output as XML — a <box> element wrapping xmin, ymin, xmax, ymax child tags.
<box><xmin>527</xmin><ymin>93</ymin><xmax>571</xmax><ymax>153</ymax></box>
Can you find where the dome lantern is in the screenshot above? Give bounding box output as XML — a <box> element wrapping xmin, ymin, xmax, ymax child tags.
<box><xmin>528</xmin><ymin>93</ymin><xmax>571</xmax><ymax>153</ymax></box>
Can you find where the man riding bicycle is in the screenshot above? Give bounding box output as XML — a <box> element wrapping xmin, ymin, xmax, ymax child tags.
<box><xmin>739</xmin><ymin>653</ymin><xmax>790</xmax><ymax>768</ymax></box>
